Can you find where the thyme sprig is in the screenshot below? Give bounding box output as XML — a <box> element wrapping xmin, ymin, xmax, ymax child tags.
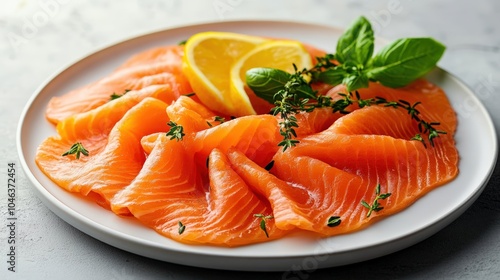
<box><xmin>361</xmin><ymin>184</ymin><xmax>391</xmax><ymax>218</ymax></box>
<box><xmin>266</xmin><ymin>65</ymin><xmax>318</xmax><ymax>150</ymax></box>
<box><xmin>166</xmin><ymin>121</ymin><xmax>185</xmax><ymax>141</ymax></box>
<box><xmin>254</xmin><ymin>213</ymin><xmax>273</xmax><ymax>238</ymax></box>
<box><xmin>326</xmin><ymin>91</ymin><xmax>447</xmax><ymax>147</ymax></box>
<box><xmin>255</xmin><ymin>65</ymin><xmax>446</xmax><ymax>150</ymax></box>
<box><xmin>62</xmin><ymin>142</ymin><xmax>89</xmax><ymax>159</ymax></box>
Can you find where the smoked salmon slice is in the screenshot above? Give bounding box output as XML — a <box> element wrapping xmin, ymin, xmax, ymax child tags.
<box><xmin>270</xmin><ymin>100</ymin><xmax>458</xmax><ymax>234</ymax></box>
<box><xmin>45</xmin><ymin>46</ymin><xmax>193</xmax><ymax>124</ymax></box>
<box><xmin>139</xmin><ymin>95</ymin><xmax>228</xmax><ymax>155</ymax></box>
<box><xmin>36</xmin><ymin>97</ymin><xmax>170</xmax><ymax>209</ymax></box>
<box><xmin>326</xmin><ymin>79</ymin><xmax>457</xmax><ymax>135</ymax></box>
<box><xmin>227</xmin><ymin>148</ymin><xmax>364</xmax><ymax>233</ymax></box>
<box><xmin>111</xmin><ymin>141</ymin><xmax>283</xmax><ymax>246</ymax></box>
<box><xmin>191</xmin><ymin>114</ymin><xmax>281</xmax><ymax>168</ymax></box>
<box><xmin>292</xmin><ymin>107</ymin><xmax>344</xmax><ymax>138</ymax></box>
<box><xmin>166</xmin><ymin>96</ymin><xmax>219</xmax><ymax>134</ymax></box>
<box><xmin>111</xmin><ymin>133</ymin><xmax>203</xmax><ymax>216</ymax></box>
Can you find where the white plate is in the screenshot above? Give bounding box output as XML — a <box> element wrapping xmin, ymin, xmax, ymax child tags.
<box><xmin>17</xmin><ymin>20</ymin><xmax>498</xmax><ymax>271</ymax></box>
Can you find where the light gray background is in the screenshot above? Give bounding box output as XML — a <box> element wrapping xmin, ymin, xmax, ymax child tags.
<box><xmin>1</xmin><ymin>0</ymin><xmax>499</xmax><ymax>279</ymax></box>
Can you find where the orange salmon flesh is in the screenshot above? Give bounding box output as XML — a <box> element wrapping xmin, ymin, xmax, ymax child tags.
<box><xmin>36</xmin><ymin>39</ymin><xmax>458</xmax><ymax>247</ymax></box>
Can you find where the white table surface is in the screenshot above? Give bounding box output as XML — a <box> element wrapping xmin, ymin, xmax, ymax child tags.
<box><xmin>1</xmin><ymin>0</ymin><xmax>500</xmax><ymax>279</ymax></box>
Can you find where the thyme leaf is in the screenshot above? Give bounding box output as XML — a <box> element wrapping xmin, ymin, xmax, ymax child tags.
<box><xmin>207</xmin><ymin>116</ymin><xmax>225</xmax><ymax>128</ymax></box>
<box><xmin>166</xmin><ymin>121</ymin><xmax>185</xmax><ymax>141</ymax></box>
<box><xmin>214</xmin><ymin>116</ymin><xmax>225</xmax><ymax>123</ymax></box>
<box><xmin>178</xmin><ymin>221</ymin><xmax>186</xmax><ymax>235</ymax></box>
<box><xmin>110</xmin><ymin>89</ymin><xmax>131</xmax><ymax>100</ymax></box>
<box><xmin>62</xmin><ymin>142</ymin><xmax>89</xmax><ymax>159</ymax></box>
<box><xmin>327</xmin><ymin>216</ymin><xmax>342</xmax><ymax>227</ymax></box>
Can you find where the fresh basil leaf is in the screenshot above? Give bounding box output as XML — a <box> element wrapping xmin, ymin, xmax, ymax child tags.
<box><xmin>366</xmin><ymin>38</ymin><xmax>446</xmax><ymax>88</ymax></box>
<box><xmin>343</xmin><ymin>72</ymin><xmax>368</xmax><ymax>92</ymax></box>
<box><xmin>246</xmin><ymin>68</ymin><xmax>292</xmax><ymax>104</ymax></box>
<box><xmin>246</xmin><ymin>67</ymin><xmax>316</xmax><ymax>103</ymax></box>
<box><xmin>317</xmin><ymin>67</ymin><xmax>347</xmax><ymax>85</ymax></box>
<box><xmin>335</xmin><ymin>16</ymin><xmax>374</xmax><ymax>66</ymax></box>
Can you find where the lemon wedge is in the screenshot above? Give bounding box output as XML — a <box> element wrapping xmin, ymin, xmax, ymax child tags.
<box><xmin>182</xmin><ymin>32</ymin><xmax>266</xmax><ymax>116</ymax></box>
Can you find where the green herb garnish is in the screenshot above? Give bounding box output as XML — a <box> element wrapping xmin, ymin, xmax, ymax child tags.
<box><xmin>335</xmin><ymin>16</ymin><xmax>374</xmax><ymax>67</ymax></box>
<box><xmin>323</xmin><ymin>91</ymin><xmax>447</xmax><ymax>146</ymax></box>
<box><xmin>327</xmin><ymin>216</ymin><xmax>342</xmax><ymax>227</ymax></box>
<box><xmin>214</xmin><ymin>116</ymin><xmax>225</xmax><ymax>123</ymax></box>
<box><xmin>361</xmin><ymin>184</ymin><xmax>391</xmax><ymax>218</ymax></box>
<box><xmin>62</xmin><ymin>142</ymin><xmax>89</xmax><ymax>159</ymax></box>
<box><xmin>322</xmin><ymin>16</ymin><xmax>445</xmax><ymax>92</ymax></box>
<box><xmin>246</xmin><ymin>16</ymin><xmax>446</xmax><ymax>151</ymax></box>
<box><xmin>207</xmin><ymin>116</ymin><xmax>225</xmax><ymax>128</ymax></box>
<box><xmin>110</xmin><ymin>89</ymin><xmax>131</xmax><ymax>100</ymax></box>
<box><xmin>366</xmin><ymin>38</ymin><xmax>446</xmax><ymax>88</ymax></box>
<box><xmin>166</xmin><ymin>121</ymin><xmax>185</xmax><ymax>141</ymax></box>
<box><xmin>246</xmin><ymin>66</ymin><xmax>314</xmax><ymax>150</ymax></box>
<box><xmin>178</xmin><ymin>221</ymin><xmax>186</xmax><ymax>235</ymax></box>
<box><xmin>264</xmin><ymin>160</ymin><xmax>275</xmax><ymax>171</ymax></box>
<box><xmin>254</xmin><ymin>214</ymin><xmax>273</xmax><ymax>238</ymax></box>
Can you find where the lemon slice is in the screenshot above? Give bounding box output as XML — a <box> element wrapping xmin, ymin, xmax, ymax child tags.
<box><xmin>230</xmin><ymin>40</ymin><xmax>313</xmax><ymax>114</ymax></box>
<box><xmin>182</xmin><ymin>32</ymin><xmax>267</xmax><ymax>116</ymax></box>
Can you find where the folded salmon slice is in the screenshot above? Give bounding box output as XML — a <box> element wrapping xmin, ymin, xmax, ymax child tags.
<box><xmin>45</xmin><ymin>46</ymin><xmax>193</xmax><ymax>124</ymax></box>
<box><xmin>227</xmin><ymin>149</ymin><xmax>363</xmax><ymax>233</ymax></box>
<box><xmin>111</xmin><ymin>134</ymin><xmax>203</xmax><ymax>216</ymax></box>
<box><xmin>112</xmin><ymin>139</ymin><xmax>283</xmax><ymax>246</ymax></box>
<box><xmin>167</xmin><ymin>96</ymin><xmax>219</xmax><ymax>133</ymax></box>
<box><xmin>139</xmin><ymin>95</ymin><xmax>218</xmax><ymax>155</ymax></box>
<box><xmin>191</xmin><ymin>114</ymin><xmax>281</xmax><ymax>168</ymax></box>
<box><xmin>326</xmin><ymin>79</ymin><xmax>457</xmax><ymax>135</ymax></box>
<box><xmin>269</xmin><ymin>102</ymin><xmax>458</xmax><ymax>235</ymax></box>
<box><xmin>292</xmin><ymin>107</ymin><xmax>344</xmax><ymax>138</ymax></box>
<box><xmin>36</xmin><ymin>97</ymin><xmax>170</xmax><ymax>209</ymax></box>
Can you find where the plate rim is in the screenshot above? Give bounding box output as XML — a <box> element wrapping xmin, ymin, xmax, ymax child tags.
<box><xmin>16</xmin><ymin>19</ymin><xmax>499</xmax><ymax>270</ymax></box>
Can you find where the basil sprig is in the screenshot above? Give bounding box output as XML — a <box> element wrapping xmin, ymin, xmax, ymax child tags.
<box><xmin>246</xmin><ymin>16</ymin><xmax>446</xmax><ymax>94</ymax></box>
<box><xmin>330</xmin><ymin>16</ymin><xmax>445</xmax><ymax>91</ymax></box>
<box><xmin>244</xmin><ymin>16</ymin><xmax>447</xmax><ymax>151</ymax></box>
